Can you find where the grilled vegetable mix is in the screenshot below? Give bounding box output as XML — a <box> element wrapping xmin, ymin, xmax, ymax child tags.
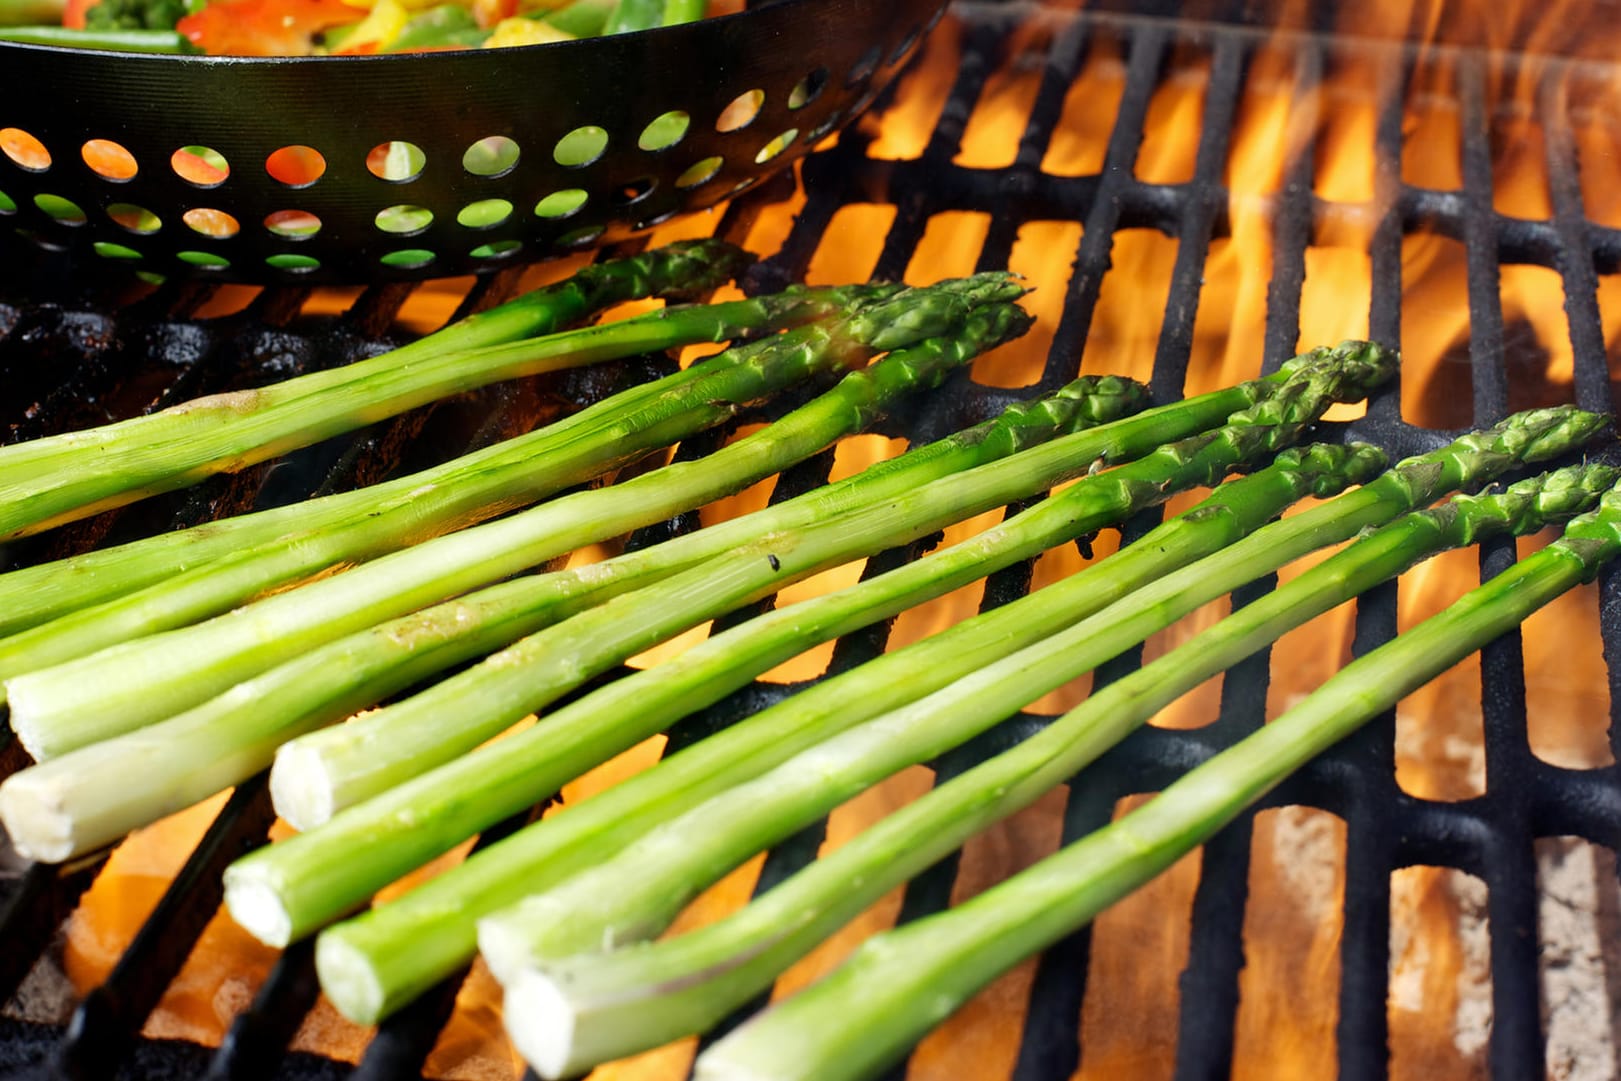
<box><xmin>0</xmin><ymin>239</ymin><xmax>1617</xmax><ymax>1081</ymax></box>
<box><xmin>0</xmin><ymin>0</ymin><xmax>731</xmax><ymax>55</ymax></box>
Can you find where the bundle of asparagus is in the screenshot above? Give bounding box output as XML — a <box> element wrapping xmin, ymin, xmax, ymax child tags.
<box><xmin>0</xmin><ymin>273</ymin><xmax>1045</xmax><ymax>854</ymax></box>
<box><xmin>0</xmin><ymin>278</ymin><xmax>984</xmax><ymax>708</ymax></box>
<box><xmin>681</xmin><ymin>467</ymin><xmax>1621</xmax><ymax>1081</ymax></box>
<box><xmin>3</xmin><ymin>272</ymin><xmax>1027</xmax><ymax>754</ymax></box>
<box><xmin>3</xmin><ymin>233</ymin><xmax>1605</xmax><ymax>1077</ymax></box>
<box><xmin>0</xmin><ymin>240</ymin><xmax>754</xmax><ymax>539</ymax></box>
<box><xmin>213</xmin><ymin>339</ymin><xmax>1393</xmax><ymax>966</ymax></box>
<box><xmin>488</xmin><ymin>424</ymin><xmax>1611</xmax><ymax>1078</ymax></box>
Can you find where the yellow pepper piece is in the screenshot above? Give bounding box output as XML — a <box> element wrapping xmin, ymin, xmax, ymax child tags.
<box><xmin>336</xmin><ymin>0</ymin><xmax>412</xmax><ymax>49</ymax></box>
<box><xmin>483</xmin><ymin>16</ymin><xmax>573</xmax><ymax>46</ymax></box>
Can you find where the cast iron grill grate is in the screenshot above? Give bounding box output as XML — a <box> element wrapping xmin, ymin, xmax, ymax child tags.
<box><xmin>3</xmin><ymin>2</ymin><xmax>1621</xmax><ymax>1078</ymax></box>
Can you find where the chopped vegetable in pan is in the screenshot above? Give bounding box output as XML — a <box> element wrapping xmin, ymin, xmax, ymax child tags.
<box><xmin>0</xmin><ymin>0</ymin><xmax>737</xmax><ymax>54</ymax></box>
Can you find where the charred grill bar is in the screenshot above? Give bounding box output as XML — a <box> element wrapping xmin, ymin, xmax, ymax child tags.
<box><xmin>4</xmin><ymin>1</ymin><xmax>1621</xmax><ymax>1078</ymax></box>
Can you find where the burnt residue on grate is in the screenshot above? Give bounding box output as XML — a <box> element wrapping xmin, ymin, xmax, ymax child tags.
<box><xmin>3</xmin><ymin>2</ymin><xmax>1621</xmax><ymax>1079</ymax></box>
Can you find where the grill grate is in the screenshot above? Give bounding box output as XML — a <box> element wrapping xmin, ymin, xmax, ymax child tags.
<box><xmin>4</xmin><ymin>2</ymin><xmax>1621</xmax><ymax>1078</ymax></box>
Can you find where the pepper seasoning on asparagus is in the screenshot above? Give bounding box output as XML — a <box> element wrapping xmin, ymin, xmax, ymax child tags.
<box><xmin>0</xmin><ymin>239</ymin><xmax>753</xmax><ymax>538</ymax></box>
<box><xmin>682</xmin><ymin>463</ymin><xmax>1621</xmax><ymax>1081</ymax></box>
<box><xmin>211</xmin><ymin>339</ymin><xmax>1393</xmax><ymax>956</ymax></box>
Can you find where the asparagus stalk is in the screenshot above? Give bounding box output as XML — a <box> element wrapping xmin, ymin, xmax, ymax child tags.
<box><xmin>0</xmin><ymin>240</ymin><xmax>751</xmax><ymax>538</ymax></box>
<box><xmin>686</xmin><ymin>467</ymin><xmax>1621</xmax><ymax>1081</ymax></box>
<box><xmin>5</xmin><ymin>277</ymin><xmax>1015</xmax><ymax>754</ymax></box>
<box><xmin>220</xmin><ymin>340</ymin><xmax>1392</xmax><ymax>955</ymax></box>
<box><xmin>0</xmin><ymin>302</ymin><xmax>1042</xmax><ymax>859</ymax></box>
<box><xmin>0</xmin><ymin>278</ymin><xmax>876</xmax><ymax>644</ymax></box>
<box><xmin>309</xmin><ymin>440</ymin><xmax>1384</xmax><ymax>1024</ymax></box>
<box><xmin>476</xmin><ymin>425</ymin><xmax>1612</xmax><ymax>1014</ymax></box>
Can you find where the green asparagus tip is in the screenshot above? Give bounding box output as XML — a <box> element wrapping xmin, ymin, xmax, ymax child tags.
<box><xmin>975</xmin><ymin>374</ymin><xmax>1153</xmax><ymax>461</ymax></box>
<box><xmin>972</xmin><ymin>303</ymin><xmax>1036</xmax><ymax>349</ymax></box>
<box><xmin>1505</xmin><ymin>406</ymin><xmax>1612</xmax><ymax>464</ymax></box>
<box><xmin>1270</xmin><ymin>441</ymin><xmax>1389</xmax><ymax>496</ymax></box>
<box><xmin>1432</xmin><ymin>461</ymin><xmax>1621</xmax><ymax>547</ymax></box>
<box><xmin>848</xmin><ymin>274</ymin><xmax>1027</xmax><ymax>352</ymax></box>
<box><xmin>1520</xmin><ymin>460</ymin><xmax>1621</xmax><ymax>518</ymax></box>
<box><xmin>1275</xmin><ymin>340</ymin><xmax>1398</xmax><ymax>385</ymax></box>
<box><xmin>1400</xmin><ymin>406</ymin><xmax>1612</xmax><ymax>495</ymax></box>
<box><xmin>585</xmin><ymin>239</ymin><xmax>755</xmax><ymax>303</ymax></box>
<box><xmin>1550</xmin><ymin>479</ymin><xmax>1621</xmax><ymax>571</ymax></box>
<box><xmin>1250</xmin><ymin>341</ymin><xmax>1398</xmax><ymax>426</ymax></box>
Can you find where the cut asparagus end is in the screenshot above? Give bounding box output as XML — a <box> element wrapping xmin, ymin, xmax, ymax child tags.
<box><xmin>693</xmin><ymin>1046</ymin><xmax>788</xmax><ymax>1081</ymax></box>
<box><xmin>478</xmin><ymin>914</ymin><xmax>537</xmax><ymax>985</ymax></box>
<box><xmin>314</xmin><ymin>930</ymin><xmax>389</xmax><ymax>1026</ymax></box>
<box><xmin>0</xmin><ymin>771</ymin><xmax>77</xmax><ymax>863</ymax></box>
<box><xmin>503</xmin><ymin>971</ymin><xmax>583</xmax><ymax>1081</ymax></box>
<box><xmin>222</xmin><ymin>866</ymin><xmax>296</xmax><ymax>948</ymax></box>
<box><xmin>5</xmin><ymin>682</ymin><xmax>50</xmax><ymax>760</ymax></box>
<box><xmin>269</xmin><ymin>741</ymin><xmax>336</xmax><ymax>832</ymax></box>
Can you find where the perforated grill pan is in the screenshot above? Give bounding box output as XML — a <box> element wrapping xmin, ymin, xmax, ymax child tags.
<box><xmin>0</xmin><ymin>0</ymin><xmax>946</xmax><ymax>283</ymax></box>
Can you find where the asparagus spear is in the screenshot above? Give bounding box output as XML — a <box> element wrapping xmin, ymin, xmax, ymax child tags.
<box><xmin>0</xmin><ymin>240</ymin><xmax>751</xmax><ymax>538</ymax></box>
<box><xmin>5</xmin><ymin>277</ymin><xmax>1015</xmax><ymax>754</ymax></box>
<box><xmin>0</xmin><ymin>279</ymin><xmax>875</xmax><ymax>644</ymax></box>
<box><xmin>0</xmin><ymin>301</ymin><xmax>1044</xmax><ymax>859</ymax></box>
<box><xmin>309</xmin><ymin>440</ymin><xmax>1384</xmax><ymax>1024</ymax></box>
<box><xmin>475</xmin><ymin>421</ymin><xmax>1610</xmax><ymax>1003</ymax></box>
<box><xmin>684</xmin><ymin>466</ymin><xmax>1621</xmax><ymax>1081</ymax></box>
<box><xmin>219</xmin><ymin>340</ymin><xmax>1393</xmax><ymax>954</ymax></box>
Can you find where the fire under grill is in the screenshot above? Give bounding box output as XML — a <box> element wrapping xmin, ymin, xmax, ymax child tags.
<box><xmin>4</xmin><ymin>1</ymin><xmax>1621</xmax><ymax>1078</ymax></box>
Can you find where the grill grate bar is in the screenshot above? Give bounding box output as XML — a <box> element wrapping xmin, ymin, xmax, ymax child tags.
<box><xmin>54</xmin><ymin>777</ymin><xmax>278</xmax><ymax>1080</ymax></box>
<box><xmin>202</xmin><ymin>941</ymin><xmax>321</xmax><ymax>1081</ymax></box>
<box><xmin>1151</xmin><ymin>36</ymin><xmax>1247</xmax><ymax>398</ymax></box>
<box><xmin>1334</xmin><ymin>580</ymin><xmax>1402</xmax><ymax>1081</ymax></box>
<box><xmin>1260</xmin><ymin>42</ymin><xmax>1323</xmax><ymax>373</ymax></box>
<box><xmin>1327</xmin><ymin>45</ymin><xmax>1411</xmax><ymax>1081</ymax></box>
<box><xmin>1456</xmin><ymin>53</ymin><xmax>1510</xmax><ymax>425</ymax></box>
<box><xmin>1455</xmin><ymin>45</ymin><xmax>1545</xmax><ymax>1081</ymax></box>
<box><xmin>1040</xmin><ymin>22</ymin><xmax>1168</xmax><ymax>391</ymax></box>
<box><xmin>1365</xmin><ymin>52</ymin><xmax>1407</xmax><ymax>433</ymax></box>
<box><xmin>1156</xmin><ymin>42</ymin><xmax>1327</xmax><ymax>1069</ymax></box>
<box><xmin>1540</xmin><ymin>77</ymin><xmax>1615</xmax><ymax>418</ymax></box>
